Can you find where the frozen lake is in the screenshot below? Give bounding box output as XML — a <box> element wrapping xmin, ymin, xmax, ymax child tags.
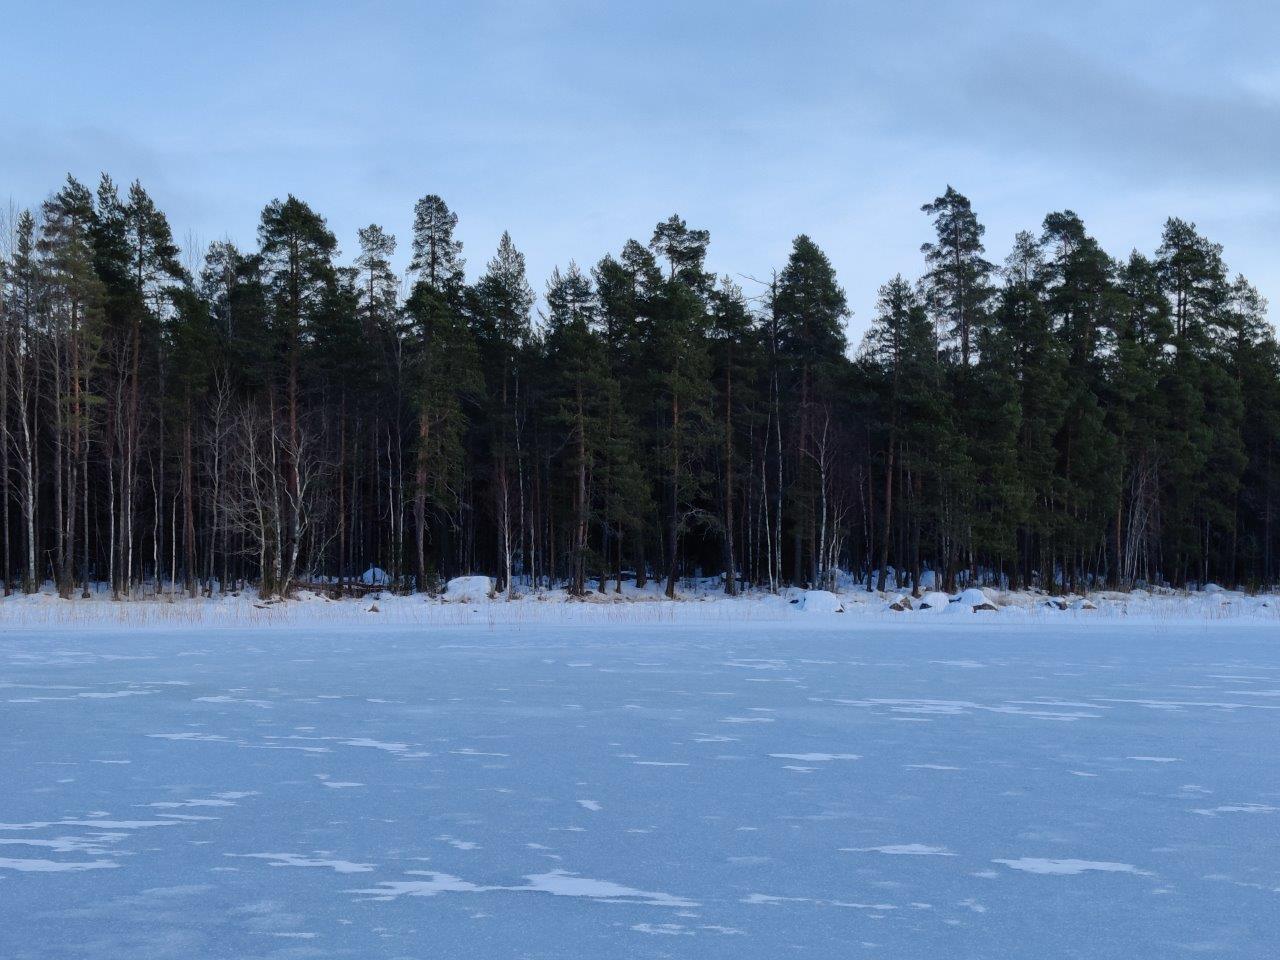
<box><xmin>2</xmin><ymin>620</ymin><xmax>1277</xmax><ymax>958</ymax></box>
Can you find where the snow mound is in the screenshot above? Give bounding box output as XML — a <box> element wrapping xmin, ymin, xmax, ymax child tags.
<box><xmin>793</xmin><ymin>590</ymin><xmax>845</xmax><ymax>614</ymax></box>
<box><xmin>954</xmin><ymin>588</ymin><xmax>998</xmax><ymax>612</ymax></box>
<box><xmin>916</xmin><ymin>591</ymin><xmax>951</xmax><ymax>612</ymax></box>
<box><xmin>443</xmin><ymin>576</ymin><xmax>494</xmax><ymax>602</ymax></box>
<box><xmin>1069</xmin><ymin>598</ymin><xmax>1097</xmax><ymax>611</ymax></box>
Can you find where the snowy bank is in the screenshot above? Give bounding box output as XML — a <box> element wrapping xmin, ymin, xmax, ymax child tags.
<box><xmin>0</xmin><ymin>581</ymin><xmax>1276</xmax><ymax>631</ymax></box>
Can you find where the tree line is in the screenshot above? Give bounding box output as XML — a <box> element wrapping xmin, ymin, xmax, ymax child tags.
<box><xmin>0</xmin><ymin>176</ymin><xmax>1277</xmax><ymax>600</ymax></box>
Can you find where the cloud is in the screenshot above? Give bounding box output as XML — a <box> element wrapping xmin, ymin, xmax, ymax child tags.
<box><xmin>946</xmin><ymin>38</ymin><xmax>1280</xmax><ymax>186</ymax></box>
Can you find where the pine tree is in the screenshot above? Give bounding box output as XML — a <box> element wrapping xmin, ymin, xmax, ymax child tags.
<box><xmin>1155</xmin><ymin>217</ymin><xmax>1231</xmax><ymax>584</ymax></box>
<box><xmin>1039</xmin><ymin>212</ymin><xmax>1122</xmax><ymax>589</ymax></box>
<box><xmin>543</xmin><ymin>263</ymin><xmax>609</xmax><ymax>594</ymax></box>
<box><xmin>921</xmin><ymin>186</ymin><xmax>992</xmax><ymax>369</ymax></box>
<box><xmin>707</xmin><ymin>278</ymin><xmax>759</xmax><ymax>594</ymax></box>
<box><xmin>644</xmin><ymin>216</ymin><xmax>713</xmax><ymax>597</ymax></box>
<box><xmin>772</xmin><ymin>234</ymin><xmax>848</xmax><ymax>586</ymax></box>
<box><xmin>39</xmin><ymin>177</ymin><xmax>106</xmax><ymax>597</ymax></box>
<box><xmin>862</xmin><ymin>276</ymin><xmax>917</xmax><ymax>591</ymax></box>
<box><xmin>256</xmin><ymin>196</ymin><xmax>337</xmax><ymax>596</ymax></box>
<box><xmin>1111</xmin><ymin>251</ymin><xmax>1171</xmax><ymax>585</ymax></box>
<box><xmin>409</xmin><ymin>195</ymin><xmax>464</xmax><ymax>286</ymax></box>
<box><xmin>995</xmin><ymin>231</ymin><xmax>1067</xmax><ymax>586</ymax></box>
<box><xmin>113</xmin><ymin>180</ymin><xmax>185</xmax><ymax>596</ymax></box>
<box><xmin>474</xmin><ymin>231</ymin><xmax>534</xmax><ymax>595</ymax></box>
<box><xmin>355</xmin><ymin>225</ymin><xmax>399</xmax><ymax>335</ymax></box>
<box><xmin>1157</xmin><ymin>218</ymin><xmax>1226</xmax><ymax>340</ymax></box>
<box><xmin>404</xmin><ymin>273</ymin><xmax>481</xmax><ymax>588</ymax></box>
<box><xmin>1228</xmin><ymin>279</ymin><xmax>1280</xmax><ymax>583</ymax></box>
<box><xmin>593</xmin><ymin>244</ymin><xmax>656</xmax><ymax>586</ymax></box>
<box><xmin>862</xmin><ymin>275</ymin><xmax>954</xmax><ymax>593</ymax></box>
<box><xmin>404</xmin><ymin>195</ymin><xmax>467</xmax><ymax>589</ymax></box>
<box><xmin>201</xmin><ymin>241</ymin><xmax>274</xmax><ymax>390</ymax></box>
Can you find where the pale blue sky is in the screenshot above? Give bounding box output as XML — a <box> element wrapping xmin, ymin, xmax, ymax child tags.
<box><xmin>4</xmin><ymin>0</ymin><xmax>1278</xmax><ymax>337</ymax></box>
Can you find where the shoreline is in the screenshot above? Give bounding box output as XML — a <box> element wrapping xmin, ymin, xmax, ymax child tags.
<box><xmin>0</xmin><ymin>583</ymin><xmax>1275</xmax><ymax>630</ymax></box>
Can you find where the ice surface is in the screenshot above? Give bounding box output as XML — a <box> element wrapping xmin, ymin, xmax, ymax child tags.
<box><xmin>1</xmin><ymin>619</ymin><xmax>1278</xmax><ymax>958</ymax></box>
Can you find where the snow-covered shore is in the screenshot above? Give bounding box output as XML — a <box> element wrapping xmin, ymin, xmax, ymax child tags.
<box><xmin>1</xmin><ymin>580</ymin><xmax>1275</xmax><ymax>630</ymax></box>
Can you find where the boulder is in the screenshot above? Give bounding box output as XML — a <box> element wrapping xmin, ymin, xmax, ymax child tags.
<box><xmin>917</xmin><ymin>591</ymin><xmax>951</xmax><ymax>611</ymax></box>
<box><xmin>956</xmin><ymin>587</ymin><xmax>998</xmax><ymax>611</ymax></box>
<box><xmin>794</xmin><ymin>590</ymin><xmax>845</xmax><ymax>613</ymax></box>
<box><xmin>443</xmin><ymin>576</ymin><xmax>494</xmax><ymax>602</ymax></box>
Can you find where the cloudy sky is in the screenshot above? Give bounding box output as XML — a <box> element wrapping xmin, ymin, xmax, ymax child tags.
<box><xmin>4</xmin><ymin>0</ymin><xmax>1277</xmax><ymax>339</ymax></box>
